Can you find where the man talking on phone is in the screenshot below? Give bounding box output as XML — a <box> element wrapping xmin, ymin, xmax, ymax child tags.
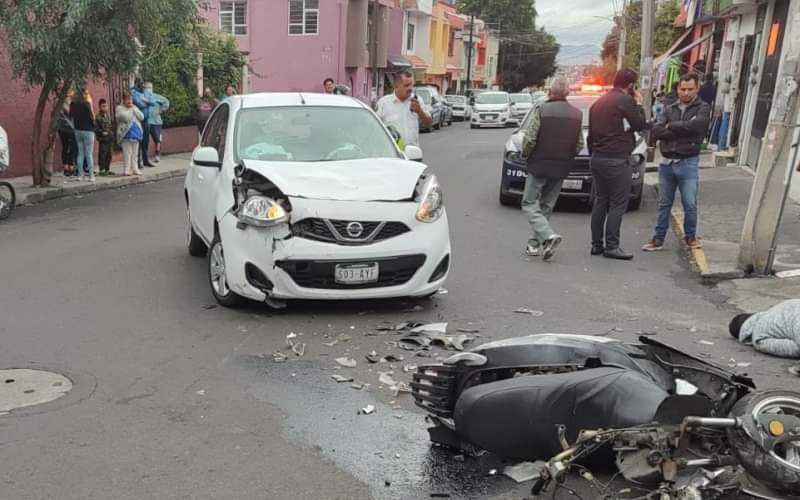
<box><xmin>587</xmin><ymin>68</ymin><xmax>647</xmax><ymax>260</ymax></box>
<box><xmin>376</xmin><ymin>70</ymin><xmax>432</xmax><ymax>148</ymax></box>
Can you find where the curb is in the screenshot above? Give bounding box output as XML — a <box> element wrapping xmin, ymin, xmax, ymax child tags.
<box><xmin>16</xmin><ymin>168</ymin><xmax>186</xmax><ymax>207</ymax></box>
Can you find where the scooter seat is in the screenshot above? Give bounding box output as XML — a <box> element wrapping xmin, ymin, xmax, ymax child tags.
<box><xmin>453</xmin><ymin>367</ymin><xmax>669</xmax><ymax>460</ymax></box>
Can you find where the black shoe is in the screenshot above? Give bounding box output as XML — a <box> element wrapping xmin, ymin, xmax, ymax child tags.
<box><xmin>590</xmin><ymin>245</ymin><xmax>605</xmax><ymax>256</ymax></box>
<box><xmin>603</xmin><ymin>247</ymin><xmax>634</xmax><ymax>260</ymax></box>
<box><xmin>143</xmin><ymin>162</ymin><xmax>155</xmax><ymax>167</ymax></box>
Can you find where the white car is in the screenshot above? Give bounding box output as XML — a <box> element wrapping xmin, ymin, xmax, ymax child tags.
<box><xmin>470</xmin><ymin>91</ymin><xmax>512</xmax><ymax>129</ymax></box>
<box><xmin>443</xmin><ymin>95</ymin><xmax>471</xmax><ymax>121</ymax></box>
<box><xmin>509</xmin><ymin>93</ymin><xmax>534</xmax><ymax>126</ymax></box>
<box><xmin>185</xmin><ymin>93</ymin><xmax>451</xmax><ymax>307</ymax></box>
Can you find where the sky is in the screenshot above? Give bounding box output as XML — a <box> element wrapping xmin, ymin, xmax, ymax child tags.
<box><xmin>536</xmin><ymin>0</ymin><xmax>617</xmax><ymax>47</ymax></box>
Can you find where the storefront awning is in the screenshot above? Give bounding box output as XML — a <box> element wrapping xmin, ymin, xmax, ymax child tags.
<box><xmin>406</xmin><ymin>55</ymin><xmax>429</xmax><ymax>69</ymax></box>
<box><xmin>387</xmin><ymin>55</ymin><xmax>412</xmax><ymax>69</ymax></box>
<box><xmin>446</xmin><ymin>64</ymin><xmax>464</xmax><ymax>73</ymax></box>
<box><xmin>654</xmin><ymin>31</ymin><xmax>710</xmax><ymax>67</ymax></box>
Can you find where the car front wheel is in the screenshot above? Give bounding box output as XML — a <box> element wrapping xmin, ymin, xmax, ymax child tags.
<box><xmin>208</xmin><ymin>233</ymin><xmax>245</xmax><ymax>308</ymax></box>
<box><xmin>187</xmin><ymin>204</ymin><xmax>207</xmax><ymax>257</ymax></box>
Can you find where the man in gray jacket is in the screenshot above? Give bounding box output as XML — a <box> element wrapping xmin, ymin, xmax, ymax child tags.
<box><xmin>520</xmin><ymin>77</ymin><xmax>584</xmax><ymax>261</ymax></box>
<box><xmin>730</xmin><ymin>299</ymin><xmax>800</xmax><ymax>359</ymax></box>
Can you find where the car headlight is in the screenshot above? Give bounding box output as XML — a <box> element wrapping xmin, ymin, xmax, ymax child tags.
<box><xmin>238</xmin><ymin>195</ymin><xmax>288</xmax><ymax>227</ymax></box>
<box><xmin>415</xmin><ymin>174</ymin><xmax>444</xmax><ymax>223</ymax></box>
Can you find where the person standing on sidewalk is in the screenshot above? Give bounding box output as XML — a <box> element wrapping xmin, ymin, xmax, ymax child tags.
<box><xmin>587</xmin><ymin>68</ymin><xmax>647</xmax><ymax>260</ymax></box>
<box><xmin>519</xmin><ymin>77</ymin><xmax>584</xmax><ymax>261</ymax></box>
<box><xmin>70</xmin><ymin>88</ymin><xmax>96</xmax><ymax>182</ymax></box>
<box><xmin>94</xmin><ymin>99</ymin><xmax>115</xmax><ymax>176</ymax></box>
<box><xmin>116</xmin><ymin>93</ymin><xmax>144</xmax><ymax>176</ymax></box>
<box><xmin>131</xmin><ymin>81</ymin><xmax>155</xmax><ymax>168</ymax></box>
<box><xmin>57</xmin><ymin>97</ymin><xmax>78</xmax><ymax>177</ymax></box>
<box><xmin>193</xmin><ymin>88</ymin><xmax>219</xmax><ymax>135</ymax></box>
<box><xmin>143</xmin><ymin>82</ymin><xmax>170</xmax><ymax>164</ymax></box>
<box><xmin>642</xmin><ymin>73</ymin><xmax>710</xmax><ymax>252</ymax></box>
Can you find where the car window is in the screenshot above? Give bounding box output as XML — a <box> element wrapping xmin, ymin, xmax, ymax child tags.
<box><xmin>235</xmin><ymin>106</ymin><xmax>401</xmax><ymax>162</ymax></box>
<box><xmin>415</xmin><ymin>88</ymin><xmax>433</xmax><ymax>105</ymax></box>
<box><xmin>476</xmin><ymin>93</ymin><xmax>509</xmax><ymax>105</ymax></box>
<box><xmin>201</xmin><ymin>104</ymin><xmax>230</xmax><ymax>158</ymax></box>
<box><xmin>444</xmin><ymin>95</ymin><xmax>465</xmax><ymax>103</ymax></box>
<box><xmin>511</xmin><ymin>94</ymin><xmax>532</xmax><ymax>104</ymax></box>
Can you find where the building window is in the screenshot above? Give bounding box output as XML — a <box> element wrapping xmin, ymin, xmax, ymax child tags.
<box><xmin>288</xmin><ymin>0</ymin><xmax>319</xmax><ymax>35</ymax></box>
<box><xmin>220</xmin><ymin>1</ymin><xmax>247</xmax><ymax>35</ymax></box>
<box><xmin>406</xmin><ymin>22</ymin><xmax>415</xmax><ymax>51</ymax></box>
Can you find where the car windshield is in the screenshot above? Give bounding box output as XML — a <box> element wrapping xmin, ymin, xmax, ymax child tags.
<box><xmin>476</xmin><ymin>93</ymin><xmax>509</xmax><ymax>105</ymax></box>
<box><xmin>415</xmin><ymin>88</ymin><xmax>434</xmax><ymax>105</ymax></box>
<box><xmin>511</xmin><ymin>94</ymin><xmax>532</xmax><ymax>104</ymax></box>
<box><xmin>567</xmin><ymin>95</ymin><xmax>598</xmax><ymax>126</ymax></box>
<box><xmin>235</xmin><ymin>106</ymin><xmax>401</xmax><ymax>162</ymax></box>
<box><xmin>444</xmin><ymin>95</ymin><xmax>465</xmax><ymax>103</ymax></box>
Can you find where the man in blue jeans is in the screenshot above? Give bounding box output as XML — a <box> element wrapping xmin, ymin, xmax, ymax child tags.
<box><xmin>642</xmin><ymin>73</ymin><xmax>711</xmax><ymax>252</ymax></box>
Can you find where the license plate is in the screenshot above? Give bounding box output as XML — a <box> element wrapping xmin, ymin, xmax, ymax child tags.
<box><xmin>335</xmin><ymin>263</ymin><xmax>379</xmax><ymax>284</ymax></box>
<box><xmin>562</xmin><ymin>179</ymin><xmax>583</xmax><ymax>190</ymax></box>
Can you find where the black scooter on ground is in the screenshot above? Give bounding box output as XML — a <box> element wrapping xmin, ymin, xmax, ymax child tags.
<box><xmin>411</xmin><ymin>334</ymin><xmax>800</xmax><ymax>498</ymax></box>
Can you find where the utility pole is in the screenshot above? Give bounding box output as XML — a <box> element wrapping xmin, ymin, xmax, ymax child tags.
<box><xmin>640</xmin><ymin>0</ymin><xmax>656</xmax><ymax>119</ymax></box>
<box><xmin>616</xmin><ymin>0</ymin><xmax>626</xmax><ymax>71</ymax></box>
<box><xmin>738</xmin><ymin>2</ymin><xmax>800</xmax><ymax>275</ymax></box>
<box><xmin>465</xmin><ymin>15</ymin><xmax>474</xmax><ymax>91</ymax></box>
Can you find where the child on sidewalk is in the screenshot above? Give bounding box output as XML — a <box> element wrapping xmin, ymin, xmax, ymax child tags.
<box><xmin>95</xmin><ymin>99</ymin><xmax>115</xmax><ymax>176</ymax></box>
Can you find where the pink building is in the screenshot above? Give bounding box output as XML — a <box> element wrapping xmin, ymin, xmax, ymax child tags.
<box><xmin>200</xmin><ymin>0</ymin><xmax>402</xmax><ymax>103</ymax></box>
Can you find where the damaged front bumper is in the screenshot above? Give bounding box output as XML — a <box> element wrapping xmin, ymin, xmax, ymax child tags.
<box><xmin>219</xmin><ymin>197</ymin><xmax>451</xmax><ymax>301</ymax></box>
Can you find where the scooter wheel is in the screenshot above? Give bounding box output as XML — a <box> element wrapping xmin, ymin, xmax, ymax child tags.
<box><xmin>727</xmin><ymin>390</ymin><xmax>800</xmax><ymax>495</ymax></box>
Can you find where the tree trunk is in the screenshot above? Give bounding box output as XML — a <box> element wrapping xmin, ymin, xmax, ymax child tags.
<box><xmin>44</xmin><ymin>84</ymin><xmax>69</xmax><ymax>182</ymax></box>
<box><xmin>31</xmin><ymin>84</ymin><xmax>50</xmax><ymax>186</ymax></box>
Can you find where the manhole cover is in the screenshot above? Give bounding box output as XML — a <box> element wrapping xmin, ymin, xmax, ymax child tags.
<box><xmin>0</xmin><ymin>369</ymin><xmax>73</xmax><ymax>415</ymax></box>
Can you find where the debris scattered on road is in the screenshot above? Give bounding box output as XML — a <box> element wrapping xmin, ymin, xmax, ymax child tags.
<box><xmin>514</xmin><ymin>308</ymin><xmax>544</xmax><ymax>317</ymax></box>
<box><xmin>430</xmin><ymin>493</ymin><xmax>451</xmax><ymax>498</ymax></box>
<box><xmin>457</xmin><ymin>328</ymin><xmax>481</xmax><ymax>334</ymax></box>
<box><xmin>202</xmin><ymin>304</ymin><xmax>217</xmax><ymax>310</ymax></box>
<box><xmin>383</xmin><ymin>354</ymin><xmax>404</xmax><ymax>362</ymax></box>
<box><xmin>331</xmin><ymin>374</ymin><xmax>354</xmax><ymax>383</ymax></box>
<box><xmin>350</xmin><ymin>382</ymin><xmax>364</xmax><ymax>390</ymax></box>
<box><xmin>689</xmin><ymin>327</ymin><xmax>698</xmax><ymax>333</ymax></box>
<box><xmin>286</xmin><ymin>332</ymin><xmax>298</xmax><ymax>346</ymax></box>
<box><xmin>393</xmin><ymin>414</ymin><xmax>403</xmax><ymax>419</ymax></box>
<box><xmin>487</xmin><ymin>468</ymin><xmax>498</xmax><ymax>476</ymax></box>
<box><xmin>291</xmin><ymin>342</ymin><xmax>306</xmax><ymax>356</ymax></box>
<box><xmin>379</xmin><ymin>372</ymin><xmax>397</xmax><ymax>387</ymax></box>
<box><xmin>195</xmin><ymin>389</ymin><xmax>205</xmax><ymax>396</ymax></box>
<box><xmin>336</xmin><ymin>357</ymin><xmax>357</xmax><ymax>368</ymax></box>
<box><xmin>272</xmin><ymin>351</ymin><xmax>288</xmax><ymax>363</ymax></box>
<box><xmin>453</xmin><ymin>454</ymin><xmax>465</xmax><ymax>462</ymax></box>
<box><xmin>728</xmin><ymin>358</ymin><xmax>738</xmax><ymax>368</ymax></box>
<box><xmin>366</xmin><ymin>351</ymin><xmax>381</xmax><ymax>363</ymax></box>
<box><xmin>636</xmin><ymin>330</ymin><xmax>657</xmax><ymax>336</ymax></box>
<box><xmin>403</xmin><ymin>364</ymin><xmax>418</xmax><ymax>373</ymax></box>
<box><xmin>503</xmin><ymin>461</ymin><xmax>546</xmax><ymax>483</ymax></box>
<box><xmin>696</xmin><ymin>340</ymin><xmax>715</xmax><ymax>346</ymax></box>
<box><xmin>410</xmin><ymin>322</ymin><xmax>448</xmax><ymax>334</ymax></box>
<box><xmin>323</xmin><ymin>340</ymin><xmax>339</xmax><ymax>347</ymax></box>
<box><xmin>379</xmin><ymin>371</ymin><xmax>412</xmax><ymax>395</ymax></box>
<box><xmin>404</xmin><ymin>305</ymin><xmax>425</xmax><ymax>313</ymax></box>
<box><xmin>437</xmin><ymin>288</ymin><xmax>449</xmax><ymax>295</ymax></box>
<box><xmin>736</xmin><ymin>362</ymin><xmax>751</xmax><ymax>368</ymax></box>
<box><xmin>789</xmin><ymin>365</ymin><xmax>800</xmax><ymax>377</ymax></box>
<box><xmin>358</xmin><ymin>405</ymin><xmax>375</xmax><ymax>415</ymax></box>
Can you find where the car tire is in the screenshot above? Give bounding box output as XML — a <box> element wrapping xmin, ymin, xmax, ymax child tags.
<box><xmin>434</xmin><ymin>118</ymin><xmax>441</xmax><ymax>130</ymax></box>
<box><xmin>187</xmin><ymin>204</ymin><xmax>207</xmax><ymax>257</ymax></box>
<box><xmin>499</xmin><ymin>190</ymin><xmax>519</xmax><ymax>207</ymax></box>
<box><xmin>208</xmin><ymin>233</ymin><xmax>245</xmax><ymax>308</ymax></box>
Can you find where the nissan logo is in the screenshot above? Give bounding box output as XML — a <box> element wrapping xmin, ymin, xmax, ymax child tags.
<box><xmin>346</xmin><ymin>222</ymin><xmax>364</xmax><ymax>238</ymax></box>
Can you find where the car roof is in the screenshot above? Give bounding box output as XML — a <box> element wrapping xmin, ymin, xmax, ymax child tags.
<box><xmin>235</xmin><ymin>92</ymin><xmax>369</xmax><ymax>110</ymax></box>
<box><xmin>480</xmin><ymin>91</ymin><xmax>509</xmax><ymax>96</ymax></box>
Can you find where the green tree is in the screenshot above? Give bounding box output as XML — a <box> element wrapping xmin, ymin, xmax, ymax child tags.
<box><xmin>457</xmin><ymin>0</ymin><xmax>557</xmax><ymax>90</ymax></box>
<box><xmin>601</xmin><ymin>0</ymin><xmax>682</xmax><ymax>72</ymax></box>
<box><xmin>0</xmin><ymin>0</ymin><xmax>196</xmax><ymax>186</ymax></box>
<box><xmin>140</xmin><ymin>24</ymin><xmax>246</xmax><ymax>127</ymax></box>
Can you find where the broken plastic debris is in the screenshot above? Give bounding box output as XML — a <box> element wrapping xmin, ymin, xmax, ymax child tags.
<box><xmin>404</xmin><ymin>305</ymin><xmax>425</xmax><ymax>313</ymax></box>
<box><xmin>789</xmin><ymin>365</ymin><xmax>800</xmax><ymax>377</ymax></box>
<box><xmin>437</xmin><ymin>288</ymin><xmax>449</xmax><ymax>295</ymax></box>
<box><xmin>737</xmin><ymin>362</ymin><xmax>752</xmax><ymax>368</ymax></box>
<box><xmin>728</xmin><ymin>358</ymin><xmax>737</xmax><ymax>368</ymax></box>
<box><xmin>514</xmin><ymin>308</ymin><xmax>544</xmax><ymax>317</ymax></box>
<box><xmin>403</xmin><ymin>364</ymin><xmax>418</xmax><ymax>373</ymax></box>
<box><xmin>202</xmin><ymin>304</ymin><xmax>217</xmax><ymax>310</ymax></box>
<box><xmin>358</xmin><ymin>405</ymin><xmax>375</xmax><ymax>415</ymax></box>
<box><xmin>291</xmin><ymin>342</ymin><xmax>306</xmax><ymax>356</ymax></box>
<box><xmin>195</xmin><ymin>389</ymin><xmax>206</xmax><ymax>396</ymax></box>
<box><xmin>696</xmin><ymin>340</ymin><xmax>715</xmax><ymax>346</ymax></box>
<box><xmin>366</xmin><ymin>351</ymin><xmax>381</xmax><ymax>363</ymax></box>
<box><xmin>336</xmin><ymin>357</ymin><xmax>357</xmax><ymax>368</ymax></box>
<box><xmin>323</xmin><ymin>340</ymin><xmax>339</xmax><ymax>347</ymax></box>
<box><xmin>487</xmin><ymin>469</ymin><xmax>498</xmax><ymax>476</ymax></box>
<box><xmin>393</xmin><ymin>414</ymin><xmax>403</xmax><ymax>419</ymax></box>
<box><xmin>350</xmin><ymin>382</ymin><xmax>364</xmax><ymax>390</ymax></box>
<box><xmin>272</xmin><ymin>352</ymin><xmax>288</xmax><ymax>363</ymax></box>
<box><xmin>379</xmin><ymin>372</ymin><xmax>398</xmax><ymax>387</ymax></box>
<box><xmin>776</xmin><ymin>268</ymin><xmax>800</xmax><ymax>278</ymax></box>
<box><xmin>286</xmin><ymin>332</ymin><xmax>298</xmax><ymax>346</ymax></box>
<box><xmin>457</xmin><ymin>328</ymin><xmax>481</xmax><ymax>334</ymax></box>
<box><xmin>331</xmin><ymin>374</ymin><xmax>354</xmax><ymax>383</ymax></box>
<box><xmin>503</xmin><ymin>461</ymin><xmax>547</xmax><ymax>483</ymax></box>
<box><xmin>410</xmin><ymin>322</ymin><xmax>448</xmax><ymax>334</ymax></box>
<box><xmin>383</xmin><ymin>354</ymin><xmax>404</xmax><ymax>362</ymax></box>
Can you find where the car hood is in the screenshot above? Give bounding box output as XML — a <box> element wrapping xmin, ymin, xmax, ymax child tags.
<box><xmin>241</xmin><ymin>158</ymin><xmax>426</xmax><ymax>202</ymax></box>
<box><xmin>474</xmin><ymin>104</ymin><xmax>508</xmax><ymax>111</ymax></box>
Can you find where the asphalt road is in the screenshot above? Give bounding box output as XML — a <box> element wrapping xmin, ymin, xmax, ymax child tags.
<box><xmin>0</xmin><ymin>121</ymin><xmax>793</xmax><ymax>500</ymax></box>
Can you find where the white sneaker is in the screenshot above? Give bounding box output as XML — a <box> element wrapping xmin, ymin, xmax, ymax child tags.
<box><xmin>88</xmin><ymin>176</ymin><xmax>96</xmax><ymax>182</ymax></box>
<box><xmin>525</xmin><ymin>242</ymin><xmax>540</xmax><ymax>257</ymax></box>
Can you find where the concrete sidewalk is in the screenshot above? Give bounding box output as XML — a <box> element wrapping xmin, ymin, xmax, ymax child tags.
<box><xmin>645</xmin><ymin>162</ymin><xmax>800</xmax><ymax>307</ymax></box>
<box><xmin>7</xmin><ymin>153</ymin><xmax>190</xmax><ymax>206</ymax></box>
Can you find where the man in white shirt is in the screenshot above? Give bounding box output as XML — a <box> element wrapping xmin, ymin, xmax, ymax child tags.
<box><xmin>375</xmin><ymin>70</ymin><xmax>432</xmax><ymax>147</ymax></box>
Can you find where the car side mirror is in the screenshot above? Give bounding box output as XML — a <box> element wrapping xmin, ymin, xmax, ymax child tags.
<box><xmin>404</xmin><ymin>145</ymin><xmax>423</xmax><ymax>162</ymax></box>
<box><xmin>193</xmin><ymin>146</ymin><xmax>221</xmax><ymax>168</ymax></box>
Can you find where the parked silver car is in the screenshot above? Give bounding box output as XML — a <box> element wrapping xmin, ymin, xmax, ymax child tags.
<box><xmin>443</xmin><ymin>95</ymin><xmax>471</xmax><ymax>121</ymax></box>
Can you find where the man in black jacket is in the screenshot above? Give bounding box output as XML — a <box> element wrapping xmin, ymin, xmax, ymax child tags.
<box><xmin>642</xmin><ymin>73</ymin><xmax>710</xmax><ymax>252</ymax></box>
<box><xmin>520</xmin><ymin>77</ymin><xmax>584</xmax><ymax>261</ymax></box>
<box><xmin>587</xmin><ymin>68</ymin><xmax>647</xmax><ymax>260</ymax></box>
